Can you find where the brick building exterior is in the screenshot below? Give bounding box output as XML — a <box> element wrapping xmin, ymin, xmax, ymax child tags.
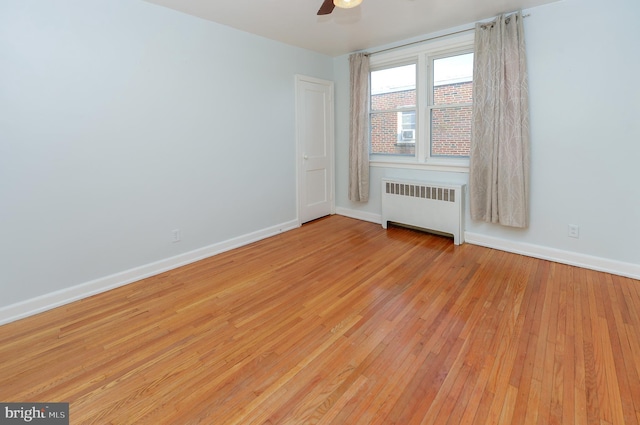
<box><xmin>371</xmin><ymin>81</ymin><xmax>472</xmax><ymax>156</ymax></box>
<box><xmin>371</xmin><ymin>88</ymin><xmax>417</xmax><ymax>156</ymax></box>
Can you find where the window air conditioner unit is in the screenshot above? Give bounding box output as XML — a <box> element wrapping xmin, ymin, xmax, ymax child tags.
<box><xmin>401</xmin><ymin>129</ymin><xmax>415</xmax><ymax>141</ymax></box>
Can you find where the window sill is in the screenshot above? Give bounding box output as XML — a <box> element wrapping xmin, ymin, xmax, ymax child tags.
<box><xmin>369</xmin><ymin>159</ymin><xmax>469</xmax><ymax>173</ymax></box>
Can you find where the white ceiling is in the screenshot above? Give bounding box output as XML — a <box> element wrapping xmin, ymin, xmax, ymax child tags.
<box><xmin>143</xmin><ymin>0</ymin><xmax>560</xmax><ymax>57</ymax></box>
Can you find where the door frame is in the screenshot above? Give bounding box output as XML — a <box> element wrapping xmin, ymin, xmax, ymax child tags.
<box><xmin>295</xmin><ymin>74</ymin><xmax>335</xmax><ymax>226</ymax></box>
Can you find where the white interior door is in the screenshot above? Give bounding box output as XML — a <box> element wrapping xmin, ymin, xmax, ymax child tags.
<box><xmin>296</xmin><ymin>75</ymin><xmax>334</xmax><ymax>224</ymax></box>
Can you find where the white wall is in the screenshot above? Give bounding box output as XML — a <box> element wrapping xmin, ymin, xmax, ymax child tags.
<box><xmin>335</xmin><ymin>0</ymin><xmax>640</xmax><ymax>277</ymax></box>
<box><xmin>0</xmin><ymin>0</ymin><xmax>333</xmax><ymax>311</ymax></box>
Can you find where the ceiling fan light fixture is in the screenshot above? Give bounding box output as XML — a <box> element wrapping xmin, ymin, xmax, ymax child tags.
<box><xmin>333</xmin><ymin>0</ymin><xmax>363</xmax><ymax>9</ymax></box>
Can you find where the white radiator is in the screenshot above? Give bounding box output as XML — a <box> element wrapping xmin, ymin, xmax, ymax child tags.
<box><xmin>381</xmin><ymin>178</ymin><xmax>466</xmax><ymax>245</ymax></box>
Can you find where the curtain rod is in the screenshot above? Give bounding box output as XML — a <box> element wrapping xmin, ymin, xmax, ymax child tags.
<box><xmin>367</xmin><ymin>12</ymin><xmax>530</xmax><ymax>56</ymax></box>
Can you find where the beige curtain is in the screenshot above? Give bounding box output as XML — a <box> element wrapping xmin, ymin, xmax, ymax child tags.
<box><xmin>348</xmin><ymin>53</ymin><xmax>370</xmax><ymax>202</ymax></box>
<box><xmin>469</xmin><ymin>12</ymin><xmax>530</xmax><ymax>228</ymax></box>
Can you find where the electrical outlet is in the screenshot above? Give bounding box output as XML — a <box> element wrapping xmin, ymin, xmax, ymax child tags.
<box><xmin>172</xmin><ymin>229</ymin><xmax>181</xmax><ymax>243</ymax></box>
<box><xmin>568</xmin><ymin>224</ymin><xmax>580</xmax><ymax>239</ymax></box>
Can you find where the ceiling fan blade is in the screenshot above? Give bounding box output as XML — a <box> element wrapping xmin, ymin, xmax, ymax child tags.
<box><xmin>317</xmin><ymin>0</ymin><xmax>335</xmax><ymax>15</ymax></box>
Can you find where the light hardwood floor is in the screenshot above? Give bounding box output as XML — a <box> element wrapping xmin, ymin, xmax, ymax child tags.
<box><xmin>1</xmin><ymin>215</ymin><xmax>639</xmax><ymax>424</ymax></box>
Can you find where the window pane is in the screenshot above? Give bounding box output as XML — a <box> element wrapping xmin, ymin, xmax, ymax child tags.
<box><xmin>433</xmin><ymin>53</ymin><xmax>473</xmax><ymax>106</ymax></box>
<box><xmin>430</xmin><ymin>106</ymin><xmax>472</xmax><ymax>157</ymax></box>
<box><xmin>371</xmin><ymin>64</ymin><xmax>416</xmax><ymax>111</ymax></box>
<box><xmin>371</xmin><ymin>111</ymin><xmax>416</xmax><ymax>156</ymax></box>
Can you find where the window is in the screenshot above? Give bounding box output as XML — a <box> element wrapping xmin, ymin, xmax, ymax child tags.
<box><xmin>368</xmin><ymin>33</ymin><xmax>474</xmax><ymax>170</ymax></box>
<box><xmin>370</xmin><ymin>64</ymin><xmax>416</xmax><ymax>156</ymax></box>
<box><xmin>399</xmin><ymin>110</ymin><xmax>416</xmax><ymax>143</ymax></box>
<box><xmin>430</xmin><ymin>53</ymin><xmax>473</xmax><ymax>158</ymax></box>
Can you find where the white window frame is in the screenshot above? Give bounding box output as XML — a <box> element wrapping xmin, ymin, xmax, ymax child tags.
<box><xmin>369</xmin><ymin>32</ymin><xmax>474</xmax><ymax>172</ymax></box>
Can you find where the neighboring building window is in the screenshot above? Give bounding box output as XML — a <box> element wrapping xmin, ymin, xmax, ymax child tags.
<box><xmin>368</xmin><ymin>33</ymin><xmax>474</xmax><ymax>170</ymax></box>
<box><xmin>398</xmin><ymin>110</ymin><xmax>416</xmax><ymax>144</ymax></box>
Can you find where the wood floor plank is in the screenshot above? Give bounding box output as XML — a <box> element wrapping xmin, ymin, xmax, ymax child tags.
<box><xmin>1</xmin><ymin>216</ymin><xmax>639</xmax><ymax>424</ymax></box>
<box><xmin>572</xmin><ymin>268</ymin><xmax>588</xmax><ymax>425</ymax></box>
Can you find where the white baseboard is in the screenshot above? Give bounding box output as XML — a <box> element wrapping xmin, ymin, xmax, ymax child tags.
<box><xmin>335</xmin><ymin>207</ymin><xmax>382</xmax><ymax>224</ymax></box>
<box><xmin>0</xmin><ymin>220</ymin><xmax>300</xmax><ymax>326</ymax></box>
<box><xmin>465</xmin><ymin>232</ymin><xmax>640</xmax><ymax>281</ymax></box>
<box><xmin>5</xmin><ymin>217</ymin><xmax>635</xmax><ymax>326</ymax></box>
<box><xmin>337</xmin><ymin>208</ymin><xmax>639</xmax><ymax>280</ymax></box>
